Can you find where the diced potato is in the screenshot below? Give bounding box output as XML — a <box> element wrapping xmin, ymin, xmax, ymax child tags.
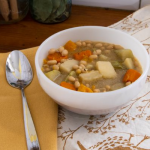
<box><xmin>69</xmin><ymin>71</ymin><xmax>77</xmax><ymax>77</ymax></box>
<box><xmin>45</xmin><ymin>70</ymin><xmax>60</xmax><ymax>81</ymax></box>
<box><xmin>60</xmin><ymin>59</ymin><xmax>79</xmax><ymax>73</ymax></box>
<box><xmin>115</xmin><ymin>49</ymin><xmax>134</xmax><ymax>61</ymax></box>
<box><xmin>123</xmin><ymin>58</ymin><xmax>134</xmax><ymax>69</ymax></box>
<box><xmin>79</xmin><ymin>71</ymin><xmax>102</xmax><ymax>82</ymax></box>
<box><xmin>111</xmin><ymin>83</ymin><xmax>124</xmax><ymax>91</ymax></box>
<box><xmin>99</xmin><ymin>54</ymin><xmax>108</xmax><ymax>61</ymax></box>
<box><xmin>65</xmin><ymin>71</ymin><xmax>77</xmax><ymax>82</ymax></box>
<box><xmin>96</xmin><ymin>61</ymin><xmax>117</xmax><ymax>78</ymax></box>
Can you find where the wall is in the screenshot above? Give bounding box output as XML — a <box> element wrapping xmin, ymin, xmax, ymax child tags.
<box><xmin>141</xmin><ymin>0</ymin><xmax>150</xmax><ymax>7</ymax></box>
<box><xmin>72</xmin><ymin>0</ymin><xmax>150</xmax><ymax>10</ymax></box>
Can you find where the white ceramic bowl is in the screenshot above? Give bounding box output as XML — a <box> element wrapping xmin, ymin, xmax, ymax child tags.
<box><xmin>35</xmin><ymin>26</ymin><xmax>149</xmax><ymax>115</ymax></box>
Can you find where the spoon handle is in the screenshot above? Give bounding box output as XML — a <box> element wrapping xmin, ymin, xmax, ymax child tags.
<box><xmin>21</xmin><ymin>88</ymin><xmax>40</xmax><ymax>150</ymax></box>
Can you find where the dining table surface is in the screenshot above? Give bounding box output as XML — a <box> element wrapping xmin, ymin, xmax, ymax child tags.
<box><xmin>0</xmin><ymin>5</ymin><xmax>133</xmax><ymax>53</ymax></box>
<box><xmin>2</xmin><ymin>4</ymin><xmax>150</xmax><ymax>150</ymax></box>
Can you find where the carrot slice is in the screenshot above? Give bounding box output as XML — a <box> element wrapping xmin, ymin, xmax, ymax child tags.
<box><xmin>64</xmin><ymin>40</ymin><xmax>77</xmax><ymax>51</ymax></box>
<box><xmin>60</xmin><ymin>82</ymin><xmax>76</xmax><ymax>91</ymax></box>
<box><xmin>78</xmin><ymin>84</ymin><xmax>93</xmax><ymax>93</ymax></box>
<box><xmin>74</xmin><ymin>50</ymin><xmax>92</xmax><ymax>60</ymax></box>
<box><xmin>47</xmin><ymin>52</ymin><xmax>68</xmax><ymax>62</ymax></box>
<box><xmin>123</xmin><ymin>69</ymin><xmax>141</xmax><ymax>82</ymax></box>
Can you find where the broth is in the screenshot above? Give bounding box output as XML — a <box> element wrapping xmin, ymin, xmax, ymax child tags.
<box><xmin>42</xmin><ymin>40</ymin><xmax>142</xmax><ymax>93</ymax></box>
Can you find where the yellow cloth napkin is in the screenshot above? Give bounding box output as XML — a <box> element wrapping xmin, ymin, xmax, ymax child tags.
<box><xmin>0</xmin><ymin>47</ymin><xmax>58</xmax><ymax>150</ymax></box>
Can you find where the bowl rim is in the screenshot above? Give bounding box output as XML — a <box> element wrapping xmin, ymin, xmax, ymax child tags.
<box><xmin>35</xmin><ymin>26</ymin><xmax>150</xmax><ymax>96</ymax></box>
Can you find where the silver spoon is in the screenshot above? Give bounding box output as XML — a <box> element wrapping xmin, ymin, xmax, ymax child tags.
<box><xmin>6</xmin><ymin>50</ymin><xmax>40</xmax><ymax>150</ymax></box>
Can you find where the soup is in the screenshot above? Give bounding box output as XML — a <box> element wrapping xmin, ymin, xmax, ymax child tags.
<box><xmin>42</xmin><ymin>40</ymin><xmax>142</xmax><ymax>93</ymax></box>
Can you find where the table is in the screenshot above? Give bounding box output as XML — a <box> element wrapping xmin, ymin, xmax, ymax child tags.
<box><xmin>0</xmin><ymin>5</ymin><xmax>133</xmax><ymax>53</ymax></box>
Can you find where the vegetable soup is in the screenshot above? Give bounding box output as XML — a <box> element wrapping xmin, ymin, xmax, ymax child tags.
<box><xmin>42</xmin><ymin>40</ymin><xmax>142</xmax><ymax>93</ymax></box>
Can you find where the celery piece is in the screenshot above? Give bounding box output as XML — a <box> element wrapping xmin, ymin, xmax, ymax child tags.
<box><xmin>65</xmin><ymin>71</ymin><xmax>77</xmax><ymax>82</ymax></box>
<box><xmin>99</xmin><ymin>54</ymin><xmax>108</xmax><ymax>61</ymax></box>
<box><xmin>111</xmin><ymin>61</ymin><xmax>126</xmax><ymax>69</ymax></box>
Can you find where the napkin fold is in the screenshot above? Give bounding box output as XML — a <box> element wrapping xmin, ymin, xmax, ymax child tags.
<box><xmin>0</xmin><ymin>47</ymin><xmax>58</xmax><ymax>150</ymax></box>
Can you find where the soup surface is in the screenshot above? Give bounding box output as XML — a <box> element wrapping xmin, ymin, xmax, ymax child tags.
<box><xmin>42</xmin><ymin>40</ymin><xmax>142</xmax><ymax>93</ymax></box>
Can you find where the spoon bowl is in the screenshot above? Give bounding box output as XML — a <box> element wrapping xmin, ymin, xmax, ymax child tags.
<box><xmin>6</xmin><ymin>50</ymin><xmax>40</xmax><ymax>150</ymax></box>
<box><xmin>6</xmin><ymin>50</ymin><xmax>32</xmax><ymax>89</ymax></box>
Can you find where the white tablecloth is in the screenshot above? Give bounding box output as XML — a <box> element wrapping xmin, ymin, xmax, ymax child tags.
<box><xmin>58</xmin><ymin>5</ymin><xmax>150</xmax><ymax>150</ymax></box>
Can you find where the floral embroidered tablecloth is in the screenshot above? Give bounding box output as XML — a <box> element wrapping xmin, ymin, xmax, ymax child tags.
<box><xmin>58</xmin><ymin>5</ymin><xmax>150</xmax><ymax>150</ymax></box>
